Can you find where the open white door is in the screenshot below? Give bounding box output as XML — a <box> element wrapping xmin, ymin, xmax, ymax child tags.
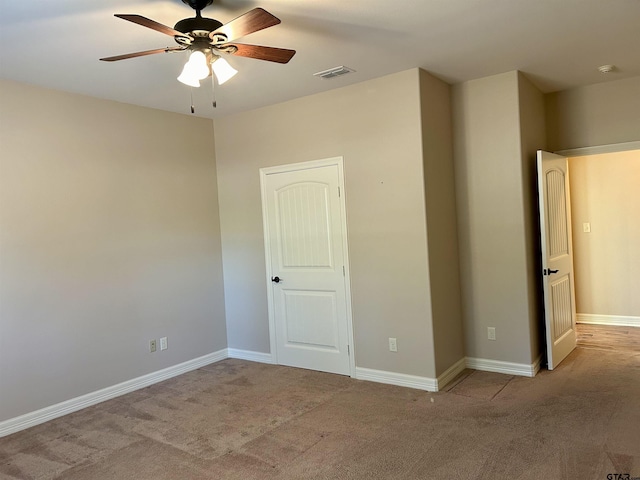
<box><xmin>537</xmin><ymin>150</ymin><xmax>577</xmax><ymax>370</ymax></box>
<box><xmin>261</xmin><ymin>158</ymin><xmax>353</xmax><ymax>376</ymax></box>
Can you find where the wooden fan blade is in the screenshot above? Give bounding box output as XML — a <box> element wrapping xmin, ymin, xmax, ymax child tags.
<box><xmin>225</xmin><ymin>44</ymin><xmax>296</xmax><ymax>64</ymax></box>
<box><xmin>100</xmin><ymin>47</ymin><xmax>185</xmax><ymax>62</ymax></box>
<box><xmin>210</xmin><ymin>8</ymin><xmax>280</xmax><ymax>43</ymax></box>
<box><xmin>115</xmin><ymin>14</ymin><xmax>191</xmax><ymax>39</ymax></box>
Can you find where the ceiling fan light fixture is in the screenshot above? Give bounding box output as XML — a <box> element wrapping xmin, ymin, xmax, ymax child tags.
<box><xmin>103</xmin><ymin>5</ymin><xmax>295</xmax><ymax>101</ymax></box>
<box><xmin>177</xmin><ymin>50</ymin><xmax>210</xmax><ymax>87</ymax></box>
<box><xmin>211</xmin><ymin>56</ymin><xmax>238</xmax><ymax>85</ymax></box>
<box><xmin>177</xmin><ymin>70</ymin><xmax>201</xmax><ymax>87</ymax></box>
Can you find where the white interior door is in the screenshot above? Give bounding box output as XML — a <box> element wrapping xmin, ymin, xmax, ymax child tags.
<box><xmin>261</xmin><ymin>158</ymin><xmax>352</xmax><ymax>376</ymax></box>
<box><xmin>537</xmin><ymin>150</ymin><xmax>577</xmax><ymax>370</ymax></box>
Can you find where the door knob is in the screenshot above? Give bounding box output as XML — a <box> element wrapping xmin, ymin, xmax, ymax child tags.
<box><xmin>271</xmin><ymin>276</ymin><xmax>281</xmax><ymax>283</ymax></box>
<box><xmin>543</xmin><ymin>269</ymin><xmax>559</xmax><ymax>275</ymax></box>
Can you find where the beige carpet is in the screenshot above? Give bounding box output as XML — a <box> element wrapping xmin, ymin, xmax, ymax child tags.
<box><xmin>1</xmin><ymin>345</ymin><xmax>639</xmax><ymax>479</ymax></box>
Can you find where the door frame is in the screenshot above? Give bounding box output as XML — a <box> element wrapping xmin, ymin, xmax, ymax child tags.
<box><xmin>553</xmin><ymin>140</ymin><xmax>640</xmax><ymax>333</ymax></box>
<box><xmin>537</xmin><ymin>141</ymin><xmax>639</xmax><ymax>366</ymax></box>
<box><xmin>554</xmin><ymin>140</ymin><xmax>640</xmax><ymax>158</ymax></box>
<box><xmin>259</xmin><ymin>156</ymin><xmax>356</xmax><ymax>377</ymax></box>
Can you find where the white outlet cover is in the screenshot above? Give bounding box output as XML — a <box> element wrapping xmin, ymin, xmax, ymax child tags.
<box><xmin>160</xmin><ymin>337</ymin><xmax>168</xmax><ymax>351</ymax></box>
<box><xmin>487</xmin><ymin>327</ymin><xmax>496</xmax><ymax>341</ymax></box>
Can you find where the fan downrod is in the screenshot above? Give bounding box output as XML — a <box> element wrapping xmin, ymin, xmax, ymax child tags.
<box><xmin>182</xmin><ymin>0</ymin><xmax>214</xmax><ymax>12</ymax></box>
<box><xmin>174</xmin><ymin>0</ymin><xmax>221</xmax><ymax>38</ymax></box>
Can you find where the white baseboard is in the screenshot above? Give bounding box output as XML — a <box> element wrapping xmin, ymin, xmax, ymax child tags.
<box><xmin>577</xmin><ymin>313</ymin><xmax>640</xmax><ymax>328</ymax></box>
<box><xmin>465</xmin><ymin>355</ymin><xmax>541</xmax><ymax>377</ymax></box>
<box><xmin>355</xmin><ymin>355</ymin><xmax>539</xmax><ymax>393</ymax></box>
<box><xmin>0</xmin><ymin>349</ymin><xmax>227</xmax><ymax>438</ymax></box>
<box><xmin>355</xmin><ymin>367</ymin><xmax>438</xmax><ymax>392</ymax></box>
<box><xmin>437</xmin><ymin>358</ymin><xmax>467</xmax><ymax>390</ymax></box>
<box><xmin>1</xmin><ymin>348</ymin><xmax>543</xmax><ymax>437</ymax></box>
<box><xmin>227</xmin><ymin>348</ymin><xmax>274</xmax><ymax>364</ymax></box>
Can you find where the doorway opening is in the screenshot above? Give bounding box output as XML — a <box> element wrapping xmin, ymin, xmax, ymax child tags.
<box><xmin>564</xmin><ymin>144</ymin><xmax>640</xmax><ymax>352</ymax></box>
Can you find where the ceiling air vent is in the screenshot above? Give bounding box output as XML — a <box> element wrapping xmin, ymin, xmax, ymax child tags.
<box><xmin>313</xmin><ymin>66</ymin><xmax>355</xmax><ymax>80</ymax></box>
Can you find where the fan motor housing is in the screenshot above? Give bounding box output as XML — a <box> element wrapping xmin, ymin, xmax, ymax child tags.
<box><xmin>174</xmin><ymin>16</ymin><xmax>223</xmax><ymax>35</ymax></box>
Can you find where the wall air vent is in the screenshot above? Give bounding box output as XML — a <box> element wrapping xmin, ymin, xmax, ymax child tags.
<box><xmin>313</xmin><ymin>66</ymin><xmax>355</xmax><ymax>79</ymax></box>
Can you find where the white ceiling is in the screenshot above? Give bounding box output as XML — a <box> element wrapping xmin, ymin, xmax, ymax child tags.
<box><xmin>1</xmin><ymin>0</ymin><xmax>639</xmax><ymax>119</ymax></box>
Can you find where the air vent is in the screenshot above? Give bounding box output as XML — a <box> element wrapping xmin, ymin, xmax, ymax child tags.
<box><xmin>313</xmin><ymin>66</ymin><xmax>355</xmax><ymax>80</ymax></box>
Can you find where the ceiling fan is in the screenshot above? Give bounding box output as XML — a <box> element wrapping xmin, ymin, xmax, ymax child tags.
<box><xmin>100</xmin><ymin>0</ymin><xmax>296</xmax><ymax>89</ymax></box>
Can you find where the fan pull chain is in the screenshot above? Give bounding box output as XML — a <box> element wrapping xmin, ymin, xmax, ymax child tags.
<box><xmin>211</xmin><ymin>74</ymin><xmax>217</xmax><ymax>108</ymax></box>
<box><xmin>190</xmin><ymin>88</ymin><xmax>195</xmax><ymax>114</ymax></box>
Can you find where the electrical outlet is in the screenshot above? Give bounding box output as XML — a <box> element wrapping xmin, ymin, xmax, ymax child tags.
<box><xmin>388</xmin><ymin>337</ymin><xmax>398</xmax><ymax>352</ymax></box>
<box><xmin>487</xmin><ymin>327</ymin><xmax>496</xmax><ymax>341</ymax></box>
<box><xmin>150</xmin><ymin>340</ymin><xmax>157</xmax><ymax>353</ymax></box>
<box><xmin>160</xmin><ymin>337</ymin><xmax>168</xmax><ymax>351</ymax></box>
<box><xmin>583</xmin><ymin>222</ymin><xmax>591</xmax><ymax>233</ymax></box>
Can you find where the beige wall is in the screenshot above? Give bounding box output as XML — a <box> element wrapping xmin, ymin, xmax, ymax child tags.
<box><xmin>2</xmin><ymin>66</ymin><xmax>636</xmax><ymax>424</ymax></box>
<box><xmin>419</xmin><ymin>70</ymin><xmax>465</xmax><ymax>375</ymax></box>
<box><xmin>0</xmin><ymin>80</ymin><xmax>227</xmax><ymax>421</ymax></box>
<box><xmin>517</xmin><ymin>72</ymin><xmax>547</xmax><ymax>362</ymax></box>
<box><xmin>215</xmin><ymin>69</ymin><xmax>460</xmax><ymax>379</ymax></box>
<box><xmin>569</xmin><ymin>150</ymin><xmax>640</xmax><ymax>317</ymax></box>
<box><xmin>452</xmin><ymin>71</ymin><xmax>544</xmax><ymax>366</ymax></box>
<box><xmin>546</xmin><ymin>76</ymin><xmax>640</xmax><ymax>151</ymax></box>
